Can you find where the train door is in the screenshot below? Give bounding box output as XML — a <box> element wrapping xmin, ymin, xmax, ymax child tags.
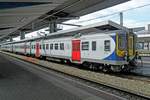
<box><xmin>128</xmin><ymin>34</ymin><xmax>134</xmax><ymax>56</ymax></box>
<box><xmin>35</xmin><ymin>42</ymin><xmax>40</xmax><ymax>57</ymax></box>
<box><xmin>72</xmin><ymin>40</ymin><xmax>81</xmax><ymax>62</ymax></box>
<box><xmin>116</xmin><ymin>33</ymin><xmax>126</xmax><ymax>57</ymax></box>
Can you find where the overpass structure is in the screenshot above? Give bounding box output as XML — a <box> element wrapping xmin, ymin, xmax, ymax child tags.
<box><xmin>0</xmin><ymin>0</ymin><xmax>129</xmax><ymax>42</ymax></box>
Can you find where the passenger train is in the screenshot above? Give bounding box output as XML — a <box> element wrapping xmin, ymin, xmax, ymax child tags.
<box><xmin>0</xmin><ymin>21</ymin><xmax>138</xmax><ymax>72</ymax></box>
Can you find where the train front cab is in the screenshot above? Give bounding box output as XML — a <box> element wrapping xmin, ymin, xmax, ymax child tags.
<box><xmin>116</xmin><ymin>32</ymin><xmax>135</xmax><ymax>57</ymax></box>
<box><xmin>116</xmin><ymin>32</ymin><xmax>136</xmax><ymax>71</ymax></box>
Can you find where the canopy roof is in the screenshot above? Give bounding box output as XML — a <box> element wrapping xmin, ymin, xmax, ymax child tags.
<box><xmin>0</xmin><ymin>0</ymin><xmax>129</xmax><ymax>41</ymax></box>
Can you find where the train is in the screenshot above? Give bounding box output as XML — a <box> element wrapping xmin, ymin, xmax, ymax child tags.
<box><xmin>0</xmin><ymin>21</ymin><xmax>138</xmax><ymax>72</ymax></box>
<box><xmin>136</xmin><ymin>35</ymin><xmax>150</xmax><ymax>56</ymax></box>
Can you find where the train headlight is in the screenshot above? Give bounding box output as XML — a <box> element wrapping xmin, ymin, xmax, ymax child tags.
<box><xmin>117</xmin><ymin>50</ymin><xmax>125</xmax><ymax>57</ymax></box>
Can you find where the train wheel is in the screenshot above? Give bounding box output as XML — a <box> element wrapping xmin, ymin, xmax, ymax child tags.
<box><xmin>88</xmin><ymin>63</ymin><xmax>94</xmax><ymax>71</ymax></box>
<box><xmin>102</xmin><ymin>65</ymin><xmax>111</xmax><ymax>73</ymax></box>
<box><xmin>82</xmin><ymin>62</ymin><xmax>89</xmax><ymax>70</ymax></box>
<box><xmin>92</xmin><ymin>64</ymin><xmax>99</xmax><ymax>71</ymax></box>
<box><xmin>43</xmin><ymin>56</ymin><xmax>46</xmax><ymax>60</ymax></box>
<box><xmin>110</xmin><ymin>66</ymin><xmax>122</xmax><ymax>72</ymax></box>
<box><xmin>121</xmin><ymin>65</ymin><xmax>131</xmax><ymax>73</ymax></box>
<box><xmin>60</xmin><ymin>59</ymin><xmax>68</xmax><ymax>64</ymax></box>
<box><xmin>89</xmin><ymin>63</ymin><xmax>93</xmax><ymax>70</ymax></box>
<box><xmin>88</xmin><ymin>63</ymin><xmax>98</xmax><ymax>71</ymax></box>
<box><xmin>66</xmin><ymin>60</ymin><xmax>71</xmax><ymax>65</ymax></box>
<box><xmin>60</xmin><ymin>60</ymin><xmax>65</xmax><ymax>64</ymax></box>
<box><xmin>98</xmin><ymin>65</ymin><xmax>103</xmax><ymax>71</ymax></box>
<box><xmin>102</xmin><ymin>67</ymin><xmax>108</xmax><ymax>72</ymax></box>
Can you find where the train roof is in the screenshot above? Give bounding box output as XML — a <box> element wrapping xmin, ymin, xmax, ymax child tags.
<box><xmin>1</xmin><ymin>20</ymin><xmax>129</xmax><ymax>45</ymax></box>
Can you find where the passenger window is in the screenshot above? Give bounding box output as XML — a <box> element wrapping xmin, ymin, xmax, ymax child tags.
<box><xmin>92</xmin><ymin>41</ymin><xmax>96</xmax><ymax>51</ymax></box>
<box><xmin>46</xmin><ymin>44</ymin><xmax>49</xmax><ymax>50</ymax></box>
<box><xmin>55</xmin><ymin>43</ymin><xmax>58</xmax><ymax>50</ymax></box>
<box><xmin>60</xmin><ymin>43</ymin><xmax>64</xmax><ymax>50</ymax></box>
<box><xmin>82</xmin><ymin>42</ymin><xmax>89</xmax><ymax>50</ymax></box>
<box><xmin>50</xmin><ymin>44</ymin><xmax>53</xmax><ymax>50</ymax></box>
<box><xmin>104</xmin><ymin>40</ymin><xmax>110</xmax><ymax>51</ymax></box>
<box><xmin>40</xmin><ymin>45</ymin><xmax>41</xmax><ymax>49</ymax></box>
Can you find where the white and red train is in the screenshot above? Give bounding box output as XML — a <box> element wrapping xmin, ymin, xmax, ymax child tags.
<box><xmin>0</xmin><ymin>21</ymin><xmax>137</xmax><ymax>72</ymax></box>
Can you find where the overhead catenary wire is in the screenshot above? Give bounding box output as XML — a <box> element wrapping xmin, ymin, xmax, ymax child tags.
<box><xmin>72</xmin><ymin>3</ymin><xmax>150</xmax><ymax>24</ymax></box>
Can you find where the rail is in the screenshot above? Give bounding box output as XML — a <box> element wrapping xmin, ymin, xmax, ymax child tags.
<box><xmin>0</xmin><ymin>51</ymin><xmax>150</xmax><ymax>99</ymax></box>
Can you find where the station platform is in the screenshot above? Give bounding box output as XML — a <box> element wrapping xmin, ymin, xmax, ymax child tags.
<box><xmin>0</xmin><ymin>53</ymin><xmax>80</xmax><ymax>100</ymax></box>
<box><xmin>0</xmin><ymin>53</ymin><xmax>123</xmax><ymax>100</ymax></box>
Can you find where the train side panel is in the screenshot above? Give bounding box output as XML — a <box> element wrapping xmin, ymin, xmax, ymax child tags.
<box><xmin>47</xmin><ymin>37</ymin><xmax>72</xmax><ymax>60</ymax></box>
<box><xmin>79</xmin><ymin>33</ymin><xmax>127</xmax><ymax>65</ymax></box>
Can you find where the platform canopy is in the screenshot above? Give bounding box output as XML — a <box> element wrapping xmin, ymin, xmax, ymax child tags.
<box><xmin>2</xmin><ymin>20</ymin><xmax>129</xmax><ymax>45</ymax></box>
<box><xmin>0</xmin><ymin>0</ymin><xmax>129</xmax><ymax>41</ymax></box>
<box><xmin>45</xmin><ymin>20</ymin><xmax>129</xmax><ymax>37</ymax></box>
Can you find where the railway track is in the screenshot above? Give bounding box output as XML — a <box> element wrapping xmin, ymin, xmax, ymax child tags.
<box><xmin>48</xmin><ymin>57</ymin><xmax>150</xmax><ymax>84</ymax></box>
<box><xmin>117</xmin><ymin>74</ymin><xmax>150</xmax><ymax>83</ymax></box>
<box><xmin>0</xmin><ymin>51</ymin><xmax>150</xmax><ymax>99</ymax></box>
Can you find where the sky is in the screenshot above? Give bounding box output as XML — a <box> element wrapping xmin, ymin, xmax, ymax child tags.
<box><xmin>64</xmin><ymin>0</ymin><xmax>150</xmax><ymax>29</ymax></box>
<box><xmin>14</xmin><ymin>0</ymin><xmax>150</xmax><ymax>41</ymax></box>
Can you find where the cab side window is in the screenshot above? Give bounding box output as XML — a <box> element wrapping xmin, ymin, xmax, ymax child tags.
<box><xmin>104</xmin><ymin>40</ymin><xmax>110</xmax><ymax>51</ymax></box>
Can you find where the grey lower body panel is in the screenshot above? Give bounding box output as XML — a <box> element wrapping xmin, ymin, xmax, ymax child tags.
<box><xmin>45</xmin><ymin>54</ymin><xmax>128</xmax><ymax>66</ymax></box>
<box><xmin>46</xmin><ymin>55</ymin><xmax>71</xmax><ymax>60</ymax></box>
<box><xmin>81</xmin><ymin>58</ymin><xmax>128</xmax><ymax>65</ymax></box>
